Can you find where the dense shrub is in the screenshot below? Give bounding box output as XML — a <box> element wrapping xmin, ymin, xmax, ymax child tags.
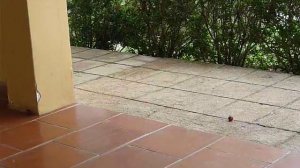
<box><xmin>68</xmin><ymin>0</ymin><xmax>300</xmax><ymax>74</ymax></box>
<box><xmin>68</xmin><ymin>0</ymin><xmax>123</xmax><ymax>50</ymax></box>
<box><xmin>263</xmin><ymin>0</ymin><xmax>300</xmax><ymax>74</ymax></box>
<box><xmin>190</xmin><ymin>0</ymin><xmax>266</xmax><ymax>66</ymax></box>
<box><xmin>120</xmin><ymin>0</ymin><xmax>197</xmax><ymax>58</ymax></box>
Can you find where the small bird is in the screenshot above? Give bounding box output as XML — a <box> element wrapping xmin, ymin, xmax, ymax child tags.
<box><xmin>228</xmin><ymin>116</ymin><xmax>234</xmax><ymax>122</ymax></box>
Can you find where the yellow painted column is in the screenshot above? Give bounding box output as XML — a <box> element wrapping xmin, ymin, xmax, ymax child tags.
<box><xmin>0</xmin><ymin>0</ymin><xmax>75</xmax><ymax>115</ymax></box>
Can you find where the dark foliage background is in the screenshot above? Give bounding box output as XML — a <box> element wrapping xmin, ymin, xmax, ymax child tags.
<box><xmin>68</xmin><ymin>0</ymin><xmax>300</xmax><ymax>75</ymax></box>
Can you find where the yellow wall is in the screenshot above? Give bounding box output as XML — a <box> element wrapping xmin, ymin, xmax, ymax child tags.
<box><xmin>0</xmin><ymin>2</ymin><xmax>6</xmax><ymax>82</ymax></box>
<box><xmin>0</xmin><ymin>0</ymin><xmax>75</xmax><ymax>114</ymax></box>
<box><xmin>27</xmin><ymin>0</ymin><xmax>75</xmax><ymax>113</ymax></box>
<box><xmin>1</xmin><ymin>0</ymin><xmax>38</xmax><ymax>112</ymax></box>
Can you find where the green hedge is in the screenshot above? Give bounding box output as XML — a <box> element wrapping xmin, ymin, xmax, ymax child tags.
<box><xmin>68</xmin><ymin>0</ymin><xmax>300</xmax><ymax>74</ymax></box>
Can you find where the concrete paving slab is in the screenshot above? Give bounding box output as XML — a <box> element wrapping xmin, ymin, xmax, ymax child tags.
<box><xmin>142</xmin><ymin>58</ymin><xmax>179</xmax><ymax>70</ymax></box>
<box><xmin>139</xmin><ymin>71</ymin><xmax>194</xmax><ymax>87</ymax></box>
<box><xmin>274</xmin><ymin>75</ymin><xmax>300</xmax><ymax>91</ymax></box>
<box><xmin>71</xmin><ymin>46</ymin><xmax>89</xmax><ymax>54</ymax></box>
<box><xmin>75</xmin><ymin>89</ymin><xmax>163</xmax><ymax>118</ymax></box>
<box><xmin>190</xmin><ymin>115</ymin><xmax>295</xmax><ymax>146</ymax></box>
<box><xmin>214</xmin><ymin>101</ymin><xmax>279</xmax><ymax>122</ymax></box>
<box><xmin>72</xmin><ymin>58</ymin><xmax>84</xmax><ymax>63</ymax></box>
<box><xmin>78</xmin><ymin>77</ymin><xmax>163</xmax><ymax>99</ymax></box>
<box><xmin>117</xmin><ymin>55</ymin><xmax>158</xmax><ymax>66</ymax></box>
<box><xmin>257</xmin><ymin>108</ymin><xmax>300</xmax><ymax>132</ymax></box>
<box><xmin>286</xmin><ymin>99</ymin><xmax>300</xmax><ymax>110</ymax></box>
<box><xmin>171</xmin><ymin>76</ymin><xmax>227</xmax><ymax>94</ymax></box>
<box><xmin>244</xmin><ymin>87</ymin><xmax>300</xmax><ymax>107</ymax></box>
<box><xmin>73</xmin><ymin>60</ymin><xmax>106</xmax><ymax>71</ymax></box>
<box><xmin>138</xmin><ymin>88</ymin><xmax>234</xmax><ymax>114</ymax></box>
<box><xmin>84</xmin><ymin>64</ymin><xmax>132</xmax><ymax>76</ymax></box>
<box><xmin>73</xmin><ymin>49</ymin><xmax>110</xmax><ymax>59</ymax></box>
<box><xmin>279</xmin><ymin>134</ymin><xmax>300</xmax><ymax>153</ymax></box>
<box><xmin>73</xmin><ymin>72</ymin><xmax>99</xmax><ymax>85</ymax></box>
<box><xmin>212</xmin><ymin>81</ymin><xmax>265</xmax><ymax>99</ymax></box>
<box><xmin>93</xmin><ymin>52</ymin><xmax>136</xmax><ymax>63</ymax></box>
<box><xmin>203</xmin><ymin>65</ymin><xmax>256</xmax><ymax>80</ymax></box>
<box><xmin>72</xmin><ymin>47</ymin><xmax>300</xmax><ymax>152</ymax></box>
<box><xmin>111</xmin><ymin>67</ymin><xmax>160</xmax><ymax>81</ymax></box>
<box><xmin>133</xmin><ymin>55</ymin><xmax>158</xmax><ymax>62</ymax></box>
<box><xmin>165</xmin><ymin>62</ymin><xmax>221</xmax><ymax>75</ymax></box>
<box><xmin>148</xmin><ymin>109</ymin><xmax>204</xmax><ymax>128</ymax></box>
<box><xmin>235</xmin><ymin>70</ymin><xmax>291</xmax><ymax>86</ymax></box>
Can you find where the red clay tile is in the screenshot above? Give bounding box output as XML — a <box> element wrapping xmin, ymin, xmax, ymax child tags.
<box><xmin>39</xmin><ymin>105</ymin><xmax>118</xmax><ymax>130</ymax></box>
<box><xmin>132</xmin><ymin>126</ymin><xmax>221</xmax><ymax>158</ymax></box>
<box><xmin>78</xmin><ymin>146</ymin><xmax>177</xmax><ymax>168</ymax></box>
<box><xmin>0</xmin><ymin>142</ymin><xmax>94</xmax><ymax>168</ymax></box>
<box><xmin>56</xmin><ymin>114</ymin><xmax>166</xmax><ymax>154</ymax></box>
<box><xmin>0</xmin><ymin>126</ymin><xmax>6</xmax><ymax>132</ymax></box>
<box><xmin>106</xmin><ymin>114</ymin><xmax>167</xmax><ymax>133</ymax></box>
<box><xmin>210</xmin><ymin>137</ymin><xmax>288</xmax><ymax>163</ymax></box>
<box><xmin>0</xmin><ymin>108</ymin><xmax>38</xmax><ymax>129</ymax></box>
<box><xmin>170</xmin><ymin>148</ymin><xmax>268</xmax><ymax>168</ymax></box>
<box><xmin>269</xmin><ymin>153</ymin><xmax>300</xmax><ymax>168</ymax></box>
<box><xmin>0</xmin><ymin>121</ymin><xmax>69</xmax><ymax>150</ymax></box>
<box><xmin>0</xmin><ymin>144</ymin><xmax>19</xmax><ymax>160</ymax></box>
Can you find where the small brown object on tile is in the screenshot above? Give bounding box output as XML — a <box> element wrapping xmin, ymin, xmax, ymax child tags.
<box><xmin>228</xmin><ymin>116</ymin><xmax>234</xmax><ymax>122</ymax></box>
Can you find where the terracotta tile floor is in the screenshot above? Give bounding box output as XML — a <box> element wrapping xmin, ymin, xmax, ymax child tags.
<box><xmin>0</xmin><ymin>104</ymin><xmax>299</xmax><ymax>168</ymax></box>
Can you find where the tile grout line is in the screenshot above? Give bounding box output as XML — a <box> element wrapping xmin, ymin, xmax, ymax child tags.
<box><xmin>53</xmin><ymin>113</ymin><xmax>123</xmax><ymax>140</ymax></box>
<box><xmin>0</xmin><ymin>104</ymin><xmax>79</xmax><ymax>133</ymax></box>
<box><xmin>164</xmin><ymin>136</ymin><xmax>226</xmax><ymax>168</ymax></box>
<box><xmin>127</xmin><ymin>144</ymin><xmax>176</xmax><ymax>158</ymax></box>
<box><xmin>72</xmin><ymin>124</ymin><xmax>172</xmax><ymax>168</ymax></box>
<box><xmin>0</xmin><ymin>113</ymin><xmax>124</xmax><ymax>163</ymax></box>
<box><xmin>264</xmin><ymin>151</ymin><xmax>291</xmax><ymax>168</ymax></box>
<box><xmin>100</xmin><ymin>125</ymin><xmax>171</xmax><ymax>156</ymax></box>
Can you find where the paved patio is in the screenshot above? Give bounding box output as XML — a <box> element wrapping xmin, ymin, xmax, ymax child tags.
<box><xmin>0</xmin><ymin>104</ymin><xmax>299</xmax><ymax>168</ymax></box>
<box><xmin>72</xmin><ymin>47</ymin><xmax>300</xmax><ymax>152</ymax></box>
